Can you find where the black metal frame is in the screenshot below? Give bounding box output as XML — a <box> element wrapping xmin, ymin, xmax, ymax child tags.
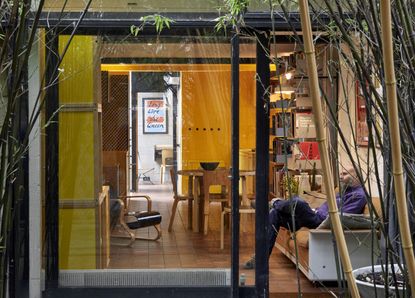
<box><xmin>42</xmin><ymin>27</ymin><xmax>270</xmax><ymax>298</ymax></box>
<box><xmin>34</xmin><ymin>11</ymin><xmax>330</xmax><ymax>33</ymax></box>
<box><xmin>43</xmin><ymin>286</ymin><xmax>258</xmax><ymax>297</ymax></box>
<box><xmin>230</xmin><ymin>32</ymin><xmax>241</xmax><ymax>298</ymax></box>
<box><xmin>44</xmin><ymin>30</ymin><xmax>60</xmax><ymax>289</ymax></box>
<box><xmin>255</xmin><ymin>32</ymin><xmax>271</xmax><ymax>298</ymax></box>
<box><xmin>168</xmin><ymin>78</ymin><xmax>179</xmax><ymax>181</ymax></box>
<box><xmin>40</xmin><ymin>11</ymin><xmax>329</xmax><ymax>298</ymax></box>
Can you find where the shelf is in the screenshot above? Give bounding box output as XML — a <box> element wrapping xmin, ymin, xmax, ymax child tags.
<box><xmin>292</xmin><ymin>75</ymin><xmax>333</xmax><ymax>79</ymax></box>
<box><xmin>296</xmin><ymin>137</ymin><xmax>318</xmax><ymax>141</ymax></box>
<box><xmin>292</xmin><ymin>106</ymin><xmax>313</xmax><ymax>111</ymax></box>
<box><xmin>270</xmin><ymin>107</ymin><xmax>293</xmax><ymax>112</ymax></box>
<box><xmin>268</xmin><ymin>50</ymin><xmax>329</xmax><ymax>199</ymax></box>
<box><xmin>269</xmin><ymin>135</ymin><xmax>297</xmax><ymax>141</ymax></box>
<box><xmin>270</xmin><ymin>161</ymin><xmax>285</xmax><ymax>166</ymax></box>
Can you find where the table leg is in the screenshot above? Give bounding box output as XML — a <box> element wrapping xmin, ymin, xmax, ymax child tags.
<box><xmin>192</xmin><ymin>177</ymin><xmax>200</xmax><ymax>232</ymax></box>
<box><xmin>203</xmin><ymin>179</ymin><xmax>210</xmax><ymax>235</ymax></box>
<box><xmin>241</xmin><ymin>176</ymin><xmax>248</xmax><ymax>233</ymax></box>
<box><xmin>187</xmin><ymin>177</ymin><xmax>193</xmax><ymax>230</ymax></box>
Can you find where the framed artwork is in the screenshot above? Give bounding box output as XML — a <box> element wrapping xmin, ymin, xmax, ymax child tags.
<box><xmin>142</xmin><ymin>98</ymin><xmax>168</xmax><ymax>134</ymax></box>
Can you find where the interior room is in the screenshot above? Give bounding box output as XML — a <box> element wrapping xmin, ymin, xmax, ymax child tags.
<box><xmin>50</xmin><ymin>32</ymin><xmax>370</xmax><ymax>296</ymax></box>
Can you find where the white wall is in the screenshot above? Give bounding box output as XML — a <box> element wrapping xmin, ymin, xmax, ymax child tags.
<box><xmin>337</xmin><ymin>43</ymin><xmax>383</xmax><ymax>198</ymax></box>
<box><xmin>136</xmin><ymin>92</ymin><xmax>173</xmax><ymax>184</ymax></box>
<box><xmin>28</xmin><ymin>34</ymin><xmax>42</xmax><ymax>298</ymax></box>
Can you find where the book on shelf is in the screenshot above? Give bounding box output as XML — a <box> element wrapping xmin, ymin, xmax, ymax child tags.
<box><xmin>271</xmin><ymin>113</ymin><xmax>293</xmax><ymax>137</ymax></box>
<box><xmin>272</xmin><ymin>138</ymin><xmax>293</xmax><ymax>163</ymax></box>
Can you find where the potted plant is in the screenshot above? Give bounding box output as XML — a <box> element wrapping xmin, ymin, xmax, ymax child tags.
<box><xmin>353</xmin><ymin>264</ymin><xmax>407</xmax><ymax>298</ymax></box>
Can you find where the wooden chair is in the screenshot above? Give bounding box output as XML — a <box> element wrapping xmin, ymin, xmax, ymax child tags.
<box><xmin>168</xmin><ymin>168</ymin><xmax>194</xmax><ymax>232</ymax></box>
<box><xmin>202</xmin><ymin>168</ymin><xmax>231</xmax><ymax>235</ymax></box>
<box><xmin>111</xmin><ymin>194</ymin><xmax>162</xmax><ymax>247</ymax></box>
<box><xmin>160</xmin><ymin>150</ymin><xmax>173</xmax><ymax>184</ymax></box>
<box><xmin>220</xmin><ymin>171</ymin><xmax>256</xmax><ymax>249</ymax></box>
<box><xmin>220</xmin><ymin>205</ymin><xmax>255</xmax><ymax>249</ymax></box>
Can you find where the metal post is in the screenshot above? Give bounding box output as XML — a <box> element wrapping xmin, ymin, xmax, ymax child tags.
<box><xmin>45</xmin><ymin>31</ymin><xmax>60</xmax><ymax>288</ymax></box>
<box><xmin>230</xmin><ymin>32</ymin><xmax>240</xmax><ymax>298</ymax></box>
<box><xmin>255</xmin><ymin>32</ymin><xmax>270</xmax><ymax>298</ymax></box>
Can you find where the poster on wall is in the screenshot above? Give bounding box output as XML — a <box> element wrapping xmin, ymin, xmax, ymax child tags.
<box><xmin>142</xmin><ymin>98</ymin><xmax>168</xmax><ymax>134</ymax></box>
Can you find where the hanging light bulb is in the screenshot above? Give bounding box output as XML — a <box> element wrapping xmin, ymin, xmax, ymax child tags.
<box><xmin>284</xmin><ymin>71</ymin><xmax>293</xmax><ymax>80</ymax></box>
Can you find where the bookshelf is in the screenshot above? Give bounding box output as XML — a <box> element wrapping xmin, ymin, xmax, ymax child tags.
<box><xmin>269</xmin><ymin>50</ymin><xmax>327</xmax><ymax>198</ymax></box>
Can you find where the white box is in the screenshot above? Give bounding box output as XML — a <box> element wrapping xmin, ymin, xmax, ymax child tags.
<box><xmin>295</xmin><ymin>113</ymin><xmax>316</xmax><ymax>138</ymax></box>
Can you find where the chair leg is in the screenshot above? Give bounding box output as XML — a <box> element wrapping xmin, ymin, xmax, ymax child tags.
<box><xmin>168</xmin><ymin>198</ymin><xmax>180</xmax><ymax>232</ymax></box>
<box><xmin>221</xmin><ymin>201</ymin><xmax>226</xmax><ymax>211</ymax></box>
<box><xmin>187</xmin><ymin>198</ymin><xmax>193</xmax><ymax>230</ymax></box>
<box><xmin>204</xmin><ymin>214</ymin><xmax>209</xmax><ymax>235</ymax></box>
<box><xmin>160</xmin><ymin>165</ymin><xmax>164</xmax><ymax>184</ymax></box>
<box><xmin>112</xmin><ymin>224</ymin><xmax>162</xmax><ymax>246</ymax></box>
<box><xmin>135</xmin><ymin>224</ymin><xmax>162</xmax><ymax>241</ymax></box>
<box><xmin>241</xmin><ymin>213</ymin><xmax>246</xmax><ymax>233</ymax></box>
<box><xmin>110</xmin><ymin>221</ymin><xmax>136</xmax><ymax>247</ymax></box>
<box><xmin>220</xmin><ymin>210</ymin><xmax>226</xmax><ymax>249</ymax></box>
<box><xmin>221</xmin><ymin>202</ymin><xmax>229</xmax><ymax>228</ymax></box>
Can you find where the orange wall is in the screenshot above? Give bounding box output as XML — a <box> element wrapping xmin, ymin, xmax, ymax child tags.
<box><xmin>181</xmin><ymin>69</ymin><xmax>256</xmax><ymax>169</ymax></box>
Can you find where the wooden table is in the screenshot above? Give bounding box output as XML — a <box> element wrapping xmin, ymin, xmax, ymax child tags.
<box><xmin>179</xmin><ymin>168</ymin><xmax>256</xmax><ymax>235</ymax></box>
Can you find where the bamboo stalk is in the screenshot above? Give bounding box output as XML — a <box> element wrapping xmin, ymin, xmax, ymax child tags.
<box><xmin>380</xmin><ymin>0</ymin><xmax>415</xmax><ymax>293</ymax></box>
<box><xmin>298</xmin><ymin>1</ymin><xmax>360</xmax><ymax>297</ymax></box>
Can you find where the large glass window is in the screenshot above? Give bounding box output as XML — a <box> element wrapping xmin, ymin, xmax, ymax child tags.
<box><xmin>42</xmin><ymin>32</ymin><xmax>262</xmax><ymax>289</ymax></box>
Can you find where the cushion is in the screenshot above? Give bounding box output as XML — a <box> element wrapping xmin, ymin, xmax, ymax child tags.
<box><xmin>292</xmin><ymin>227</ymin><xmax>310</xmax><ymax>248</ymax></box>
<box><xmin>276</xmin><ymin>227</ymin><xmax>292</xmax><ymax>249</ymax></box>
<box><xmin>127</xmin><ymin>211</ymin><xmax>162</xmax><ymax>229</ymax></box>
<box><xmin>317</xmin><ymin>213</ymin><xmax>374</xmax><ymax>230</ymax></box>
<box><xmin>363</xmin><ymin>197</ymin><xmax>382</xmax><ymax>220</ymax></box>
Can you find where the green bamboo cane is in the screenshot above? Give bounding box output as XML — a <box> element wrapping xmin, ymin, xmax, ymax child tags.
<box><xmin>379</xmin><ymin>0</ymin><xmax>415</xmax><ymax>293</ymax></box>
<box><xmin>298</xmin><ymin>0</ymin><xmax>360</xmax><ymax>297</ymax></box>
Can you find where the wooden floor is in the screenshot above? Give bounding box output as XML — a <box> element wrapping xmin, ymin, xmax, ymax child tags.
<box><xmin>109</xmin><ymin>184</ymin><xmax>337</xmax><ymax>297</ymax></box>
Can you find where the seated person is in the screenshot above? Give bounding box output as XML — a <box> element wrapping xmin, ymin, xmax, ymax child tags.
<box><xmin>244</xmin><ymin>167</ymin><xmax>367</xmax><ymax>269</ymax></box>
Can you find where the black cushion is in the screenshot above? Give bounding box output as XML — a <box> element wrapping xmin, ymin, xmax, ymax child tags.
<box><xmin>127</xmin><ymin>211</ymin><xmax>162</xmax><ymax>229</ymax></box>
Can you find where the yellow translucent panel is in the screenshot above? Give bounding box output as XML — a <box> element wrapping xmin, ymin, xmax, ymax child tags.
<box><xmin>59</xmin><ymin>35</ymin><xmax>94</xmax><ymax>104</ymax></box>
<box><xmin>59</xmin><ymin>208</ymin><xmax>96</xmax><ymax>269</ymax></box>
<box><xmin>59</xmin><ymin>112</ymin><xmax>95</xmax><ymax>199</ymax></box>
